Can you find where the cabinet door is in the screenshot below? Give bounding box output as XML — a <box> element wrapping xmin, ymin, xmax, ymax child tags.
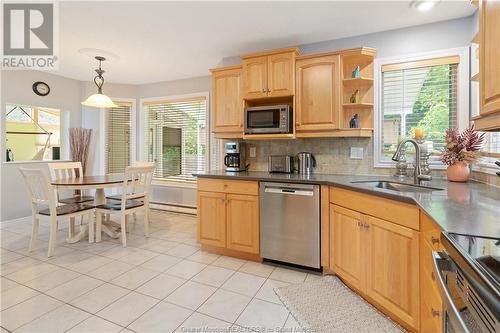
<box><xmin>267</xmin><ymin>52</ymin><xmax>294</xmax><ymax>97</ymax></box>
<box><xmin>211</xmin><ymin>68</ymin><xmax>243</xmax><ymax>135</ymax></box>
<box><xmin>226</xmin><ymin>194</ymin><xmax>259</xmax><ymax>254</ymax></box>
<box><xmin>242</xmin><ymin>56</ymin><xmax>268</xmax><ymax>99</ymax></box>
<box><xmin>364</xmin><ymin>215</ymin><xmax>420</xmax><ymax>331</ymax></box>
<box><xmin>480</xmin><ymin>0</ymin><xmax>500</xmax><ymax>116</ymax></box>
<box><xmin>296</xmin><ymin>55</ymin><xmax>340</xmax><ymax>132</ymax></box>
<box><xmin>198</xmin><ymin>191</ymin><xmax>226</xmax><ymax>247</ymax></box>
<box><xmin>330</xmin><ymin>204</ymin><xmax>363</xmax><ymax>291</ymax></box>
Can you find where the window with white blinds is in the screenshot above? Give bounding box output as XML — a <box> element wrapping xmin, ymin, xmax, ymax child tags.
<box><xmin>380</xmin><ymin>57</ymin><xmax>459</xmax><ymax>161</ymax></box>
<box><xmin>144</xmin><ymin>95</ymin><xmax>208</xmax><ymax>181</ymax></box>
<box><xmin>105</xmin><ymin>102</ymin><xmax>132</xmax><ymax>174</ymax></box>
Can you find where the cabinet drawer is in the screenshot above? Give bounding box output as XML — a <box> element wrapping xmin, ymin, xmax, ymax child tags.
<box><xmin>421</xmin><ymin>268</ymin><xmax>443</xmax><ymax>333</ymax></box>
<box><xmin>421</xmin><ymin>212</ymin><xmax>443</xmax><ymax>251</ymax></box>
<box><xmin>330</xmin><ymin>187</ymin><xmax>419</xmax><ymax>230</ymax></box>
<box><xmin>198</xmin><ymin>178</ymin><xmax>258</xmax><ymax>195</ymax></box>
<box><xmin>421</xmin><ymin>240</ymin><xmax>438</xmax><ymax>283</ymax></box>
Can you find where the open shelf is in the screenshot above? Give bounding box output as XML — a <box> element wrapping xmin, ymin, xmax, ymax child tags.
<box><xmin>342</xmin><ymin>77</ymin><xmax>373</xmax><ymax>84</ymax></box>
<box><xmin>343</xmin><ymin>103</ymin><xmax>374</xmax><ymax>109</ymax></box>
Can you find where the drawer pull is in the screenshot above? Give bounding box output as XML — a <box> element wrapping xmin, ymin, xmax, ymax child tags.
<box><xmin>431</xmin><ymin>236</ymin><xmax>440</xmax><ymax>245</ymax></box>
<box><xmin>431</xmin><ymin>308</ymin><xmax>440</xmax><ymax>317</ymax></box>
<box><xmin>431</xmin><ymin>271</ymin><xmax>435</xmax><ymax>281</ymax></box>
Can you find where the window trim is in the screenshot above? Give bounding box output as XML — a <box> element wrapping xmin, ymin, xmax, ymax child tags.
<box><xmin>139</xmin><ymin>92</ymin><xmax>210</xmax><ymax>188</ymax></box>
<box><xmin>99</xmin><ymin>97</ymin><xmax>137</xmax><ymax>175</ymax></box>
<box><xmin>373</xmin><ymin>47</ymin><xmax>470</xmax><ymax>169</ymax></box>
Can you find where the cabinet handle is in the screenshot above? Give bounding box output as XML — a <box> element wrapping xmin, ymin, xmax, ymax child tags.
<box><xmin>431</xmin><ymin>271</ymin><xmax>435</xmax><ymax>281</ymax></box>
<box><xmin>431</xmin><ymin>236</ymin><xmax>440</xmax><ymax>245</ymax></box>
<box><xmin>364</xmin><ymin>223</ymin><xmax>370</xmax><ymax>229</ymax></box>
<box><xmin>267</xmin><ymin>88</ymin><xmax>271</xmax><ymax>93</ymax></box>
<box><xmin>431</xmin><ymin>308</ymin><xmax>440</xmax><ymax>317</ymax></box>
<box><xmin>261</xmin><ymin>89</ymin><xmax>266</xmax><ymax>93</ymax></box>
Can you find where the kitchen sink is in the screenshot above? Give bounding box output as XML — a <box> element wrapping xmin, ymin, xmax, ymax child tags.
<box><xmin>351</xmin><ymin>180</ymin><xmax>443</xmax><ymax>193</ymax></box>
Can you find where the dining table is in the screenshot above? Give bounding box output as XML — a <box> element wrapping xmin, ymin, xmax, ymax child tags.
<box><xmin>51</xmin><ymin>175</ymin><xmax>125</xmax><ymax>243</ymax></box>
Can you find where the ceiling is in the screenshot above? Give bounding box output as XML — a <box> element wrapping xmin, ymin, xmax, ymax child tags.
<box><xmin>57</xmin><ymin>1</ymin><xmax>476</xmax><ymax>85</ymax></box>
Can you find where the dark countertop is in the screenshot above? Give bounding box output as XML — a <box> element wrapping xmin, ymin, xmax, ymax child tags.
<box><xmin>195</xmin><ymin>171</ymin><xmax>500</xmax><ymax>239</ymax></box>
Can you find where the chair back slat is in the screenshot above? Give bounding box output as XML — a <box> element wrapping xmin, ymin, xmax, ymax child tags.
<box><xmin>19</xmin><ymin>168</ymin><xmax>57</xmax><ymax>213</ymax></box>
<box><xmin>48</xmin><ymin>162</ymin><xmax>83</xmax><ymax>180</ymax></box>
<box><xmin>121</xmin><ymin>165</ymin><xmax>155</xmax><ymax>204</ymax></box>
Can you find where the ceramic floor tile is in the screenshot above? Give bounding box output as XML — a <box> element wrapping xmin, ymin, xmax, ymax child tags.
<box><xmin>198</xmin><ymin>289</ymin><xmax>251</xmax><ymax>323</ymax></box>
<box><xmin>0</xmin><ymin>250</ymin><xmax>24</xmax><ymax>264</ymax></box>
<box><xmin>23</xmin><ymin>268</ymin><xmax>80</xmax><ymax>292</ymax></box>
<box><xmin>212</xmin><ymin>256</ymin><xmax>246</xmax><ymax>270</ymax></box>
<box><xmin>6</xmin><ymin>261</ymin><xmax>61</xmax><ymax>283</ymax></box>
<box><xmin>67</xmin><ymin>315</ymin><xmax>123</xmax><ymax>333</ymax></box>
<box><xmin>254</xmin><ymin>279</ymin><xmax>290</xmax><ymax>304</ymax></box>
<box><xmin>87</xmin><ymin>260</ymin><xmax>135</xmax><ymax>281</ymax></box>
<box><xmin>238</xmin><ymin>261</ymin><xmax>275</xmax><ymax>278</ymax></box>
<box><xmin>305</xmin><ymin>273</ymin><xmax>322</xmax><ymax>282</ymax></box>
<box><xmin>165</xmin><ymin>244</ymin><xmax>199</xmax><ymax>258</ymax></box>
<box><xmin>280</xmin><ymin>314</ymin><xmax>305</xmax><ymax>332</ymax></box>
<box><xmin>0</xmin><ymin>277</ymin><xmax>19</xmax><ymax>292</ymax></box>
<box><xmin>235</xmin><ymin>298</ymin><xmax>289</xmax><ymax>331</ymax></box>
<box><xmin>128</xmin><ymin>301</ymin><xmax>192</xmax><ymax>333</ymax></box>
<box><xmin>138</xmin><ymin>239</ymin><xmax>179</xmax><ymax>253</ymax></box>
<box><xmin>0</xmin><ymin>285</ymin><xmax>39</xmax><ymax>310</ymax></box>
<box><xmin>221</xmin><ymin>272</ymin><xmax>266</xmax><ymax>297</ymax></box>
<box><xmin>97</xmin><ymin>291</ymin><xmax>159</xmax><ymax>327</ymax></box>
<box><xmin>187</xmin><ymin>250</ymin><xmax>220</xmax><ymax>264</ymax></box>
<box><xmin>140</xmin><ymin>254</ymin><xmax>181</xmax><ymax>272</ymax></box>
<box><xmin>165</xmin><ymin>281</ymin><xmax>217</xmax><ymax>310</ymax></box>
<box><xmin>110</xmin><ymin>266</ymin><xmax>159</xmax><ymax>290</ymax></box>
<box><xmin>15</xmin><ymin>304</ymin><xmax>90</xmax><ymax>333</ymax></box>
<box><xmin>165</xmin><ymin>260</ymin><xmax>207</xmax><ymax>279</ymax></box>
<box><xmin>191</xmin><ymin>265</ymin><xmax>235</xmax><ymax>287</ymax></box>
<box><xmin>136</xmin><ymin>273</ymin><xmax>186</xmax><ymax>299</ymax></box>
<box><xmin>19</xmin><ymin>244</ymin><xmax>76</xmax><ymax>260</ymax></box>
<box><xmin>46</xmin><ymin>275</ymin><xmax>104</xmax><ymax>302</ymax></box>
<box><xmin>0</xmin><ymin>294</ymin><xmax>63</xmax><ymax>331</ymax></box>
<box><xmin>48</xmin><ymin>251</ymin><xmax>94</xmax><ymax>268</ymax></box>
<box><xmin>115</xmin><ymin>248</ymin><xmax>159</xmax><ymax>266</ymax></box>
<box><xmin>65</xmin><ymin>254</ymin><xmax>113</xmax><ymax>273</ymax></box>
<box><xmin>1</xmin><ymin>257</ymin><xmax>41</xmax><ymax>276</ymax></box>
<box><xmin>269</xmin><ymin>267</ymin><xmax>307</xmax><ymax>284</ymax></box>
<box><xmin>175</xmin><ymin>312</ymin><xmax>232</xmax><ymax>333</ymax></box>
<box><xmin>70</xmin><ymin>283</ymin><xmax>129</xmax><ymax>313</ymax></box>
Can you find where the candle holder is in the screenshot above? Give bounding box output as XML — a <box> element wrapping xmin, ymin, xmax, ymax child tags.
<box><xmin>394</xmin><ymin>145</ymin><xmax>408</xmax><ymax>179</ymax></box>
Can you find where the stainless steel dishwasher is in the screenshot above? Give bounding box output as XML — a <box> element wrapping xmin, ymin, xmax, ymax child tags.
<box><xmin>260</xmin><ymin>182</ymin><xmax>320</xmax><ymax>269</ymax></box>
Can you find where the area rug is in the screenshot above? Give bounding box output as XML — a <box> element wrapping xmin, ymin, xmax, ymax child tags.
<box><xmin>274</xmin><ymin>275</ymin><xmax>407</xmax><ymax>333</ymax></box>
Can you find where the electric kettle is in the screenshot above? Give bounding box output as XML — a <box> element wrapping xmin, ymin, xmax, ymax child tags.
<box><xmin>297</xmin><ymin>152</ymin><xmax>316</xmax><ymax>175</ymax></box>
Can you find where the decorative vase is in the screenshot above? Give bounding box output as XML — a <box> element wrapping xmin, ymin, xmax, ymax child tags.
<box><xmin>447</xmin><ymin>161</ymin><xmax>470</xmax><ymax>182</ymax></box>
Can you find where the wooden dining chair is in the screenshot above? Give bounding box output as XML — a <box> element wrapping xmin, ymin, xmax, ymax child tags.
<box><xmin>95</xmin><ymin>165</ymin><xmax>154</xmax><ymax>247</ymax></box>
<box><xmin>48</xmin><ymin>162</ymin><xmax>94</xmax><ymax>204</ymax></box>
<box><xmin>19</xmin><ymin>168</ymin><xmax>94</xmax><ymax>257</ymax></box>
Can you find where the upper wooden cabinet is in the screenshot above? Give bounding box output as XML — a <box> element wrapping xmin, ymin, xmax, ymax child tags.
<box><xmin>474</xmin><ymin>0</ymin><xmax>500</xmax><ymax>131</ymax></box>
<box><xmin>210</xmin><ymin>66</ymin><xmax>244</xmax><ymax>138</ymax></box>
<box><xmin>242</xmin><ymin>48</ymin><xmax>298</xmax><ymax>99</ymax></box>
<box><xmin>296</xmin><ymin>54</ymin><xmax>340</xmax><ymax>136</ymax></box>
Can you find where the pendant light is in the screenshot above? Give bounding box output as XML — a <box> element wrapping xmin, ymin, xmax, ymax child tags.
<box><xmin>81</xmin><ymin>56</ymin><xmax>118</xmax><ymax>108</ymax></box>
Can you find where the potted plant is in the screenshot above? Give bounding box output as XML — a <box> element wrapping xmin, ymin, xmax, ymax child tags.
<box><xmin>441</xmin><ymin>126</ymin><xmax>484</xmax><ymax>182</ymax></box>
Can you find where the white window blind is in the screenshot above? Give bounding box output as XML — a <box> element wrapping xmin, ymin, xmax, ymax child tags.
<box><xmin>482</xmin><ymin>133</ymin><xmax>500</xmax><ymax>157</ymax></box>
<box><xmin>106</xmin><ymin>102</ymin><xmax>131</xmax><ymax>174</ymax></box>
<box><xmin>381</xmin><ymin>61</ymin><xmax>458</xmax><ymax>161</ymax></box>
<box><xmin>144</xmin><ymin>96</ymin><xmax>207</xmax><ymax>181</ymax></box>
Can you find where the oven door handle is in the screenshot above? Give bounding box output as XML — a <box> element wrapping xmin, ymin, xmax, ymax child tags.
<box><xmin>432</xmin><ymin>251</ymin><xmax>471</xmax><ymax>333</ymax></box>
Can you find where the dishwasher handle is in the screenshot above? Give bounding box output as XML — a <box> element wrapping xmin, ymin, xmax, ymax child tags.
<box><xmin>264</xmin><ymin>187</ymin><xmax>314</xmax><ymax>196</ymax></box>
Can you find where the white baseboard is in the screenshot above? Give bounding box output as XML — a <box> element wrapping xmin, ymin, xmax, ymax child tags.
<box><xmin>150</xmin><ymin>202</ymin><xmax>196</xmax><ymax>215</ymax></box>
<box><xmin>0</xmin><ymin>216</ymin><xmax>31</xmax><ymax>225</ymax></box>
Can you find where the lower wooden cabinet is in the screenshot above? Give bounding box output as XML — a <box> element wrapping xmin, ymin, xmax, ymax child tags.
<box><xmin>226</xmin><ymin>194</ymin><xmax>259</xmax><ymax>254</ymax></box>
<box><xmin>330</xmin><ymin>203</ymin><xmax>420</xmax><ymax>331</ymax></box>
<box><xmin>197</xmin><ymin>179</ymin><xmax>259</xmax><ymax>255</ymax></box>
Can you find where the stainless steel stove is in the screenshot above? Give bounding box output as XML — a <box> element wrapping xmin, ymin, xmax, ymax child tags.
<box><xmin>433</xmin><ymin>232</ymin><xmax>500</xmax><ymax>333</ymax></box>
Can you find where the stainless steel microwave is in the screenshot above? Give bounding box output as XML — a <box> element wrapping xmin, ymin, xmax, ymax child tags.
<box><xmin>244</xmin><ymin>105</ymin><xmax>293</xmax><ymax>134</ymax></box>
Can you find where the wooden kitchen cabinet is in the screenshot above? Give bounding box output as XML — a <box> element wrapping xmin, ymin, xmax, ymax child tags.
<box><xmin>226</xmin><ymin>194</ymin><xmax>259</xmax><ymax>254</ymax></box>
<box><xmin>295</xmin><ymin>54</ymin><xmax>341</xmax><ymax>136</ymax></box>
<box><xmin>330</xmin><ymin>204</ymin><xmax>364</xmax><ymax>291</ymax></box>
<box><xmin>197</xmin><ymin>178</ymin><xmax>259</xmax><ymax>257</ymax></box>
<box><xmin>364</xmin><ymin>215</ymin><xmax>420</xmax><ymax>331</ymax></box>
<box><xmin>242</xmin><ymin>48</ymin><xmax>298</xmax><ymax>99</ymax></box>
<box><xmin>210</xmin><ymin>66</ymin><xmax>244</xmax><ymax>138</ymax></box>
<box><xmin>197</xmin><ymin>191</ymin><xmax>226</xmax><ymax>247</ymax></box>
<box><xmin>474</xmin><ymin>0</ymin><xmax>500</xmax><ymax>130</ymax></box>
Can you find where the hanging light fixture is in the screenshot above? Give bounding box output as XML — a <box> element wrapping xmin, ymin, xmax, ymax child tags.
<box><xmin>81</xmin><ymin>56</ymin><xmax>118</xmax><ymax>108</ymax></box>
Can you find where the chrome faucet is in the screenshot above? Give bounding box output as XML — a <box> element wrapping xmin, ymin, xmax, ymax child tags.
<box><xmin>392</xmin><ymin>138</ymin><xmax>432</xmax><ymax>185</ymax></box>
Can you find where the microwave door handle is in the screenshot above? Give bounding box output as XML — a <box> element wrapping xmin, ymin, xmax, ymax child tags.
<box><xmin>432</xmin><ymin>252</ymin><xmax>471</xmax><ymax>333</ymax></box>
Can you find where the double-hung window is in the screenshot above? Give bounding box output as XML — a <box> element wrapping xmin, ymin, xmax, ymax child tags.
<box><xmin>143</xmin><ymin>94</ymin><xmax>208</xmax><ymax>182</ymax></box>
<box><xmin>377</xmin><ymin>55</ymin><xmax>460</xmax><ymax>165</ymax></box>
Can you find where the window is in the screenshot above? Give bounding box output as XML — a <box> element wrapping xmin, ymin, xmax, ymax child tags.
<box><xmin>482</xmin><ymin>133</ymin><xmax>500</xmax><ymax>157</ymax></box>
<box><xmin>5</xmin><ymin>104</ymin><xmax>61</xmax><ymax>162</ymax></box>
<box><xmin>378</xmin><ymin>56</ymin><xmax>460</xmax><ymax>163</ymax></box>
<box><xmin>105</xmin><ymin>102</ymin><xmax>132</xmax><ymax>174</ymax></box>
<box><xmin>144</xmin><ymin>94</ymin><xmax>208</xmax><ymax>181</ymax></box>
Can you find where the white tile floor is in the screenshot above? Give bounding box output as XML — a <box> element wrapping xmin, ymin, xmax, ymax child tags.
<box><xmin>0</xmin><ymin>210</ymin><xmax>318</xmax><ymax>332</ymax></box>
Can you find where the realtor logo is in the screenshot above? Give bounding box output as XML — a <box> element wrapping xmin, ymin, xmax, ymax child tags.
<box><xmin>2</xmin><ymin>2</ymin><xmax>58</xmax><ymax>69</ymax></box>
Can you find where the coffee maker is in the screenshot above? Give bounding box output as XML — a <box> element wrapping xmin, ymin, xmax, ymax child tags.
<box><xmin>224</xmin><ymin>142</ymin><xmax>247</xmax><ymax>172</ymax></box>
